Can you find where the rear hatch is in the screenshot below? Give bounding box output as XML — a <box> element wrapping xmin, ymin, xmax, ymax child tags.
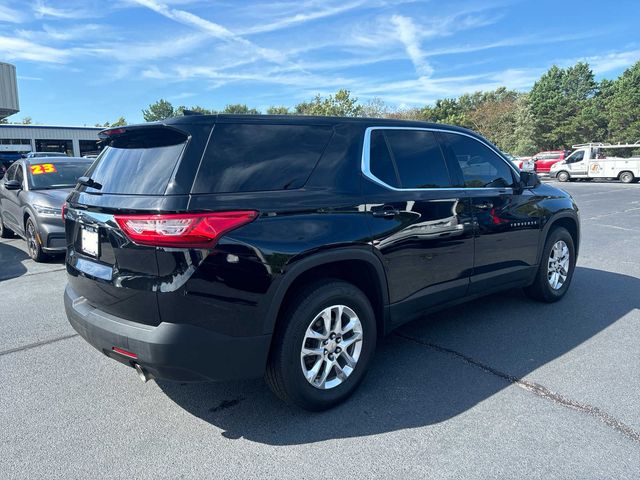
<box><xmin>65</xmin><ymin>124</ymin><xmax>206</xmax><ymax>325</ymax></box>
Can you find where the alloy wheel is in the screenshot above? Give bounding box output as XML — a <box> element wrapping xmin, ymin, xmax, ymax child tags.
<box><xmin>26</xmin><ymin>221</ymin><xmax>39</xmax><ymax>259</ymax></box>
<box><xmin>300</xmin><ymin>305</ymin><xmax>363</xmax><ymax>390</ymax></box>
<box><xmin>547</xmin><ymin>240</ymin><xmax>570</xmax><ymax>290</ymax></box>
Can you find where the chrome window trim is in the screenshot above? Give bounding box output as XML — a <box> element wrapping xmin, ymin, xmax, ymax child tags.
<box><xmin>361</xmin><ymin>126</ymin><xmax>520</xmax><ymax>192</ymax></box>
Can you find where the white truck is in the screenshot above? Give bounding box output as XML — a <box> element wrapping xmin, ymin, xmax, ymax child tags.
<box><xmin>549</xmin><ymin>142</ymin><xmax>640</xmax><ymax>183</ymax></box>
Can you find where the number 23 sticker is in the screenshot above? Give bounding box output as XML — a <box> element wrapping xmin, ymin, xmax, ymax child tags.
<box><xmin>30</xmin><ymin>164</ymin><xmax>57</xmax><ymax>175</ymax></box>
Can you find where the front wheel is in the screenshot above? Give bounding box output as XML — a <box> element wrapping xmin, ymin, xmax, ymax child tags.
<box><xmin>25</xmin><ymin>217</ymin><xmax>47</xmax><ymax>262</ymax></box>
<box><xmin>265</xmin><ymin>280</ymin><xmax>376</xmax><ymax>411</ymax></box>
<box><xmin>524</xmin><ymin>227</ymin><xmax>575</xmax><ymax>302</ymax></box>
<box><xmin>556</xmin><ymin>171</ymin><xmax>570</xmax><ymax>182</ymax></box>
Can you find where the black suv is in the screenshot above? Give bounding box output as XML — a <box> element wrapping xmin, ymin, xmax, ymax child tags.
<box><xmin>64</xmin><ymin>115</ymin><xmax>579</xmax><ymax>410</ymax></box>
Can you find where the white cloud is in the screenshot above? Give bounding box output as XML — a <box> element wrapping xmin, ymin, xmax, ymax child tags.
<box><xmin>0</xmin><ymin>4</ymin><xmax>28</xmax><ymax>23</ymax></box>
<box><xmin>83</xmin><ymin>33</ymin><xmax>208</xmax><ymax>63</ymax></box>
<box><xmin>586</xmin><ymin>50</ymin><xmax>640</xmax><ymax>74</ymax></box>
<box><xmin>240</xmin><ymin>0</ymin><xmax>368</xmax><ymax>35</ymax></box>
<box><xmin>131</xmin><ymin>0</ymin><xmax>286</xmax><ymax>63</ymax></box>
<box><xmin>32</xmin><ymin>0</ymin><xmax>98</xmax><ymax>19</ymax></box>
<box><xmin>168</xmin><ymin>92</ymin><xmax>197</xmax><ymax>101</ymax></box>
<box><xmin>0</xmin><ymin>36</ymin><xmax>71</xmax><ymax>63</ymax></box>
<box><xmin>17</xmin><ymin>23</ymin><xmax>108</xmax><ymax>42</ymax></box>
<box><xmin>390</xmin><ymin>15</ymin><xmax>433</xmax><ymax>77</ymax></box>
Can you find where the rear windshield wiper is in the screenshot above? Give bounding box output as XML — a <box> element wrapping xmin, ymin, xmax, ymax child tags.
<box><xmin>77</xmin><ymin>176</ymin><xmax>102</xmax><ymax>190</ymax></box>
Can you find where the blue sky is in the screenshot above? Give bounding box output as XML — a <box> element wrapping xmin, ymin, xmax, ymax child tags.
<box><xmin>1</xmin><ymin>0</ymin><xmax>639</xmax><ymax>126</ymax></box>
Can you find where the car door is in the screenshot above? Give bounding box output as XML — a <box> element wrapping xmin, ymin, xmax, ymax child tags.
<box><xmin>0</xmin><ymin>162</ymin><xmax>24</xmax><ymax>233</ymax></box>
<box><xmin>439</xmin><ymin>131</ymin><xmax>543</xmax><ymax>294</ymax></box>
<box><xmin>565</xmin><ymin>150</ymin><xmax>587</xmax><ymax>176</ymax></box>
<box><xmin>362</xmin><ymin>127</ymin><xmax>475</xmax><ymax>326</ymax></box>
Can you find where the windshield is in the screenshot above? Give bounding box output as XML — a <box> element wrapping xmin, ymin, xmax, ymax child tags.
<box><xmin>27</xmin><ymin>162</ymin><xmax>91</xmax><ymax>189</ymax></box>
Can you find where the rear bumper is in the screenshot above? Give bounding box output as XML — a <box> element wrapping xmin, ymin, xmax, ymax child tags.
<box><xmin>64</xmin><ymin>284</ymin><xmax>272</xmax><ymax>382</ymax></box>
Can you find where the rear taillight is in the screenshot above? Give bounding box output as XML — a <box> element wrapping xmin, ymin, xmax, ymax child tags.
<box><xmin>61</xmin><ymin>202</ymin><xmax>67</xmax><ymax>221</ymax></box>
<box><xmin>114</xmin><ymin>211</ymin><xmax>258</xmax><ymax>248</ymax></box>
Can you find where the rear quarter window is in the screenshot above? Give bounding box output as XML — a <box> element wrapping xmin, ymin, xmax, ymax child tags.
<box><xmin>192</xmin><ymin>124</ymin><xmax>333</xmax><ymax>194</ymax></box>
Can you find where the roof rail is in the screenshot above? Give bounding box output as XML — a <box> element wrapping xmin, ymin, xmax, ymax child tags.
<box><xmin>572</xmin><ymin>141</ymin><xmax>640</xmax><ymax>149</ymax></box>
<box><xmin>572</xmin><ymin>142</ymin><xmax>609</xmax><ymax>148</ymax></box>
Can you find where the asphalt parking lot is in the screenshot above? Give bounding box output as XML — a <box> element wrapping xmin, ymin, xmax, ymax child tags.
<box><xmin>1</xmin><ymin>180</ymin><xmax>639</xmax><ymax>479</ymax></box>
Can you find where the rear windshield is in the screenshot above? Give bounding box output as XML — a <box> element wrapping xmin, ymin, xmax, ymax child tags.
<box><xmin>85</xmin><ymin>127</ymin><xmax>187</xmax><ymax>195</ymax></box>
<box><xmin>192</xmin><ymin>123</ymin><xmax>333</xmax><ymax>194</ymax></box>
<box><xmin>28</xmin><ymin>161</ymin><xmax>91</xmax><ymax>190</ymax></box>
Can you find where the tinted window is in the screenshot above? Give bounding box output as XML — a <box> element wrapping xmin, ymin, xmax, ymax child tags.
<box><xmin>442</xmin><ymin>133</ymin><xmax>515</xmax><ymax>188</ymax></box>
<box><xmin>193</xmin><ymin>124</ymin><xmax>333</xmax><ymax>194</ymax></box>
<box><xmin>28</xmin><ymin>162</ymin><xmax>91</xmax><ymax>190</ymax></box>
<box><xmin>86</xmin><ymin>128</ymin><xmax>187</xmax><ymax>195</ymax></box>
<box><xmin>369</xmin><ymin>130</ymin><xmax>399</xmax><ymax>188</ymax></box>
<box><xmin>383</xmin><ymin>129</ymin><xmax>451</xmax><ymax>188</ymax></box>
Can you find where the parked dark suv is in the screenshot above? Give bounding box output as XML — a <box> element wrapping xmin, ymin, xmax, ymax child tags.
<box><xmin>64</xmin><ymin>115</ymin><xmax>580</xmax><ymax>410</ymax></box>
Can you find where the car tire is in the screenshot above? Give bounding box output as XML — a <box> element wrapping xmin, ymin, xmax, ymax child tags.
<box><xmin>619</xmin><ymin>171</ymin><xmax>635</xmax><ymax>184</ymax></box>
<box><xmin>524</xmin><ymin>227</ymin><xmax>575</xmax><ymax>303</ymax></box>
<box><xmin>556</xmin><ymin>171</ymin><xmax>570</xmax><ymax>182</ymax></box>
<box><xmin>265</xmin><ymin>279</ymin><xmax>376</xmax><ymax>411</ymax></box>
<box><xmin>25</xmin><ymin>217</ymin><xmax>47</xmax><ymax>262</ymax></box>
<box><xmin>0</xmin><ymin>210</ymin><xmax>14</xmax><ymax>238</ymax></box>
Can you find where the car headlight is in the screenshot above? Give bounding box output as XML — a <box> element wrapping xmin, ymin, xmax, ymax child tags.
<box><xmin>33</xmin><ymin>204</ymin><xmax>62</xmax><ymax>217</ymax></box>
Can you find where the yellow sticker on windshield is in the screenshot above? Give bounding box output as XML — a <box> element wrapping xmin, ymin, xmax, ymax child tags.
<box><xmin>30</xmin><ymin>164</ymin><xmax>57</xmax><ymax>175</ymax></box>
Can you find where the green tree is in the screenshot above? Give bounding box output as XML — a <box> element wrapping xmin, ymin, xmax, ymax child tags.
<box><xmin>142</xmin><ymin>99</ymin><xmax>175</xmax><ymax>122</ymax></box>
<box><xmin>266</xmin><ymin>106</ymin><xmax>290</xmax><ymax>115</ymax></box>
<box><xmin>529</xmin><ymin>62</ymin><xmax>600</xmax><ymax>149</ymax></box>
<box><xmin>175</xmin><ymin>105</ymin><xmax>215</xmax><ymax>116</ymax></box>
<box><xmin>295</xmin><ymin>89</ymin><xmax>363</xmax><ymax>116</ymax></box>
<box><xmin>360</xmin><ymin>98</ymin><xmax>389</xmax><ymax>118</ymax></box>
<box><xmin>110</xmin><ymin>117</ymin><xmax>127</xmax><ymax>127</ymax></box>
<box><xmin>422</xmin><ymin>98</ymin><xmax>468</xmax><ymax>126</ymax></box>
<box><xmin>222</xmin><ymin>104</ymin><xmax>260</xmax><ymax>114</ymax></box>
<box><xmin>462</xmin><ymin>88</ymin><xmax>521</xmax><ymax>151</ymax></box>
<box><xmin>606</xmin><ymin>61</ymin><xmax>640</xmax><ymax>142</ymax></box>
<box><xmin>94</xmin><ymin>118</ymin><xmax>127</xmax><ymax>127</ymax></box>
<box><xmin>385</xmin><ymin>107</ymin><xmax>424</xmax><ymax>120</ymax></box>
<box><xmin>511</xmin><ymin>94</ymin><xmax>537</xmax><ymax>155</ymax></box>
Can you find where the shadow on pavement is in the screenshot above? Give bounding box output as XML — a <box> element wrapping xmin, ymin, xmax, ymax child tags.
<box><xmin>158</xmin><ymin>266</ymin><xmax>639</xmax><ymax>445</ymax></box>
<box><xmin>0</xmin><ymin>239</ymin><xmax>64</xmax><ymax>281</ymax></box>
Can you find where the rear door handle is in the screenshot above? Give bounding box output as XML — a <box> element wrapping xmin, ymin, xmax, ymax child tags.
<box><xmin>475</xmin><ymin>201</ymin><xmax>493</xmax><ymax>210</ymax></box>
<box><xmin>372</xmin><ymin>206</ymin><xmax>400</xmax><ymax>218</ymax></box>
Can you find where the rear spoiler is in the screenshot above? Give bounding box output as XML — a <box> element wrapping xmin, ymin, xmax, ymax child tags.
<box><xmin>99</xmin><ymin>123</ymin><xmax>190</xmax><ymax>142</ymax></box>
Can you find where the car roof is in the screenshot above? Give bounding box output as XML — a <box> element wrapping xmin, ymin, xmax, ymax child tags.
<box><xmin>102</xmin><ymin>114</ymin><xmax>486</xmax><ymax>143</ymax></box>
<box><xmin>23</xmin><ymin>157</ymin><xmax>93</xmax><ymax>166</ymax></box>
<box><xmin>162</xmin><ymin>113</ymin><xmax>470</xmax><ymax>130</ymax></box>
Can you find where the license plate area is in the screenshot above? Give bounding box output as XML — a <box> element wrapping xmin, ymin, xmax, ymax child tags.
<box><xmin>80</xmin><ymin>226</ymin><xmax>99</xmax><ymax>257</ymax></box>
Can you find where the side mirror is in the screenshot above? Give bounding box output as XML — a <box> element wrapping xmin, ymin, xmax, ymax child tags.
<box><xmin>4</xmin><ymin>180</ymin><xmax>22</xmax><ymax>190</ymax></box>
<box><xmin>519</xmin><ymin>171</ymin><xmax>541</xmax><ymax>189</ymax></box>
